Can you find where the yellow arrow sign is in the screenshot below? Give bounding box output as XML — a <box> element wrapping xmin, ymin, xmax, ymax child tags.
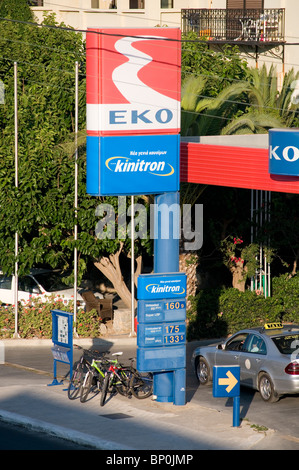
<box><xmin>218</xmin><ymin>370</ymin><xmax>238</xmax><ymax>393</ymax></box>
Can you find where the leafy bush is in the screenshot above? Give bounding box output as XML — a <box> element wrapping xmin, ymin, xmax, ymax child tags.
<box><xmin>0</xmin><ymin>295</ymin><xmax>100</xmax><ymax>339</ymax></box>
<box><xmin>187</xmin><ymin>274</ymin><xmax>299</xmax><ymax>340</ymax></box>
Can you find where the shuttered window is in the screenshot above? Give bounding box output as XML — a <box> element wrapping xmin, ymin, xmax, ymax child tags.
<box><xmin>227</xmin><ymin>0</ymin><xmax>264</xmax><ymax>8</ymax></box>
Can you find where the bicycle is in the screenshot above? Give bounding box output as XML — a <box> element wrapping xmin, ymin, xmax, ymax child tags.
<box><xmin>80</xmin><ymin>354</ymin><xmax>115</xmax><ymax>403</ymax></box>
<box><xmin>100</xmin><ymin>353</ymin><xmax>153</xmax><ymax>406</ymax></box>
<box><xmin>67</xmin><ymin>345</ymin><xmax>109</xmax><ymax>400</ymax></box>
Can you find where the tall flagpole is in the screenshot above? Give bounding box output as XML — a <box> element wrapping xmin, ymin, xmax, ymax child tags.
<box><xmin>14</xmin><ymin>61</ymin><xmax>19</xmax><ymax>338</ymax></box>
<box><xmin>74</xmin><ymin>61</ymin><xmax>78</xmax><ymax>336</ymax></box>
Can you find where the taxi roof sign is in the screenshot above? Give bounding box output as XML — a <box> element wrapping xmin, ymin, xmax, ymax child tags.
<box><xmin>264</xmin><ymin>322</ymin><xmax>283</xmax><ymax>330</ymax></box>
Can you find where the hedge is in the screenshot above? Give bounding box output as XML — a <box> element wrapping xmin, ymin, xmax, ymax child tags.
<box><xmin>187</xmin><ymin>274</ymin><xmax>299</xmax><ymax>340</ymax></box>
<box><xmin>0</xmin><ymin>295</ymin><xmax>101</xmax><ymax>339</ymax></box>
<box><xmin>1</xmin><ymin>274</ymin><xmax>298</xmax><ymax>340</ymax></box>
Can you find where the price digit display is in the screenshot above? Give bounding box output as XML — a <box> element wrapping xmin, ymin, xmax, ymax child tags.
<box><xmin>165</xmin><ymin>301</ymin><xmax>186</xmax><ymax>310</ymax></box>
<box><xmin>164</xmin><ymin>334</ymin><xmax>185</xmax><ymax>344</ymax></box>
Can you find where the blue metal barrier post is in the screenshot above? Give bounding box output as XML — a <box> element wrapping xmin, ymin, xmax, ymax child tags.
<box><xmin>48</xmin><ymin>310</ymin><xmax>73</xmax><ymax>387</ymax></box>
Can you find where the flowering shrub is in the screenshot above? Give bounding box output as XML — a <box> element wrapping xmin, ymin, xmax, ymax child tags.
<box><xmin>0</xmin><ymin>295</ymin><xmax>101</xmax><ymax>339</ymax></box>
<box><xmin>220</xmin><ymin>235</ymin><xmax>261</xmax><ymax>291</ymax></box>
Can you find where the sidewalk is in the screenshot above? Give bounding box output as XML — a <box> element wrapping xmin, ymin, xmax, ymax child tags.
<box><xmin>0</xmin><ymin>337</ymin><xmax>298</xmax><ymax>450</ymax></box>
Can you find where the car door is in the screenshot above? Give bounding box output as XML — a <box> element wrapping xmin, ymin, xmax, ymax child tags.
<box><xmin>215</xmin><ymin>332</ymin><xmax>249</xmax><ymax>367</ymax></box>
<box><xmin>239</xmin><ymin>333</ymin><xmax>267</xmax><ymax>389</ymax></box>
<box><xmin>18</xmin><ymin>275</ymin><xmax>42</xmax><ymax>304</ymax></box>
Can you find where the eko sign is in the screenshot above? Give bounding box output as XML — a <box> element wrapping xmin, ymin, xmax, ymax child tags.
<box><xmin>86</xmin><ymin>28</ymin><xmax>181</xmax><ymax>196</ymax></box>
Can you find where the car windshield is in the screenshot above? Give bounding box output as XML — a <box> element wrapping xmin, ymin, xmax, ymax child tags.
<box><xmin>34</xmin><ymin>272</ymin><xmax>72</xmax><ymax>292</ymax></box>
<box><xmin>271</xmin><ymin>334</ymin><xmax>299</xmax><ymax>355</ymax></box>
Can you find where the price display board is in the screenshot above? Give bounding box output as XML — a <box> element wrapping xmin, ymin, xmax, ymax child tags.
<box><xmin>137</xmin><ymin>273</ymin><xmax>186</xmax><ymax>372</ymax></box>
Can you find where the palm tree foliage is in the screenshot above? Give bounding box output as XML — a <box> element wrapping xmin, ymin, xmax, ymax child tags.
<box><xmin>181</xmin><ymin>64</ymin><xmax>299</xmax><ymax>137</ymax></box>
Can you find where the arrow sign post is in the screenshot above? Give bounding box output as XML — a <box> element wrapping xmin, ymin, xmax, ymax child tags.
<box><xmin>213</xmin><ymin>365</ymin><xmax>241</xmax><ymax>427</ymax></box>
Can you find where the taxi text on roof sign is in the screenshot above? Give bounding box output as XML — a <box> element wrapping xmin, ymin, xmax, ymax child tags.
<box><xmin>264</xmin><ymin>322</ymin><xmax>283</xmax><ymax>329</ymax></box>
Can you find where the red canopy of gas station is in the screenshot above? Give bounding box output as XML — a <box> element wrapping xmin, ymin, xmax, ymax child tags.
<box><xmin>180</xmin><ymin>136</ymin><xmax>299</xmax><ymax>194</ymax></box>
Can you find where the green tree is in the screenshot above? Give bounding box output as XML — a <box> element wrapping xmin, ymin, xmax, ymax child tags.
<box><xmin>0</xmin><ymin>13</ymin><xmax>85</xmax><ymax>276</ymax></box>
<box><xmin>0</xmin><ymin>12</ymin><xmax>152</xmax><ymax>309</ymax></box>
<box><xmin>0</xmin><ymin>0</ymin><xmax>34</xmax><ymax>22</ymax></box>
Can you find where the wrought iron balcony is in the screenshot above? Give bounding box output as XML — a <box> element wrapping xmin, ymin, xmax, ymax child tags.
<box><xmin>181</xmin><ymin>8</ymin><xmax>285</xmax><ymax>43</ymax></box>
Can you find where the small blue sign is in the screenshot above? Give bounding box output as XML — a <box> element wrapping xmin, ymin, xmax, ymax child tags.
<box><xmin>49</xmin><ymin>310</ymin><xmax>73</xmax><ymax>386</ymax></box>
<box><xmin>87</xmin><ymin>134</ymin><xmax>180</xmax><ymax>196</ymax></box>
<box><xmin>213</xmin><ymin>365</ymin><xmax>240</xmax><ymax>398</ymax></box>
<box><xmin>137</xmin><ymin>273</ymin><xmax>187</xmax><ymax>300</ymax></box>
<box><xmin>269</xmin><ymin>129</ymin><xmax>299</xmax><ymax>176</ymax></box>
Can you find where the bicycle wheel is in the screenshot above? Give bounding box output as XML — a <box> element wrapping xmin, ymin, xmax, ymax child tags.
<box><xmin>100</xmin><ymin>373</ymin><xmax>110</xmax><ymax>406</ymax></box>
<box><xmin>130</xmin><ymin>372</ymin><xmax>153</xmax><ymax>399</ymax></box>
<box><xmin>115</xmin><ymin>369</ymin><xmax>131</xmax><ymax>396</ymax></box>
<box><xmin>80</xmin><ymin>370</ymin><xmax>94</xmax><ymax>403</ymax></box>
<box><xmin>67</xmin><ymin>362</ymin><xmax>84</xmax><ymax>400</ymax></box>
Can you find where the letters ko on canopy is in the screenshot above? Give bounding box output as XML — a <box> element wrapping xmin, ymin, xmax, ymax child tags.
<box><xmin>86</xmin><ymin>28</ymin><xmax>181</xmax><ymax>136</ymax></box>
<box><xmin>269</xmin><ymin>128</ymin><xmax>299</xmax><ymax>176</ymax></box>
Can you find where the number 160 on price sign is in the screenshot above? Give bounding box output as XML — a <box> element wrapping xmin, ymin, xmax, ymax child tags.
<box><xmin>165</xmin><ymin>300</ymin><xmax>186</xmax><ymax>310</ymax></box>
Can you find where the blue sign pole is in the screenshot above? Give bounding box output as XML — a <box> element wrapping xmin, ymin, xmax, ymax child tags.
<box><xmin>152</xmin><ymin>191</ymin><xmax>186</xmax><ymax>405</ymax></box>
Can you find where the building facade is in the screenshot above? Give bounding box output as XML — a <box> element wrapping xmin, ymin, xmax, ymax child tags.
<box><xmin>29</xmin><ymin>1</ymin><xmax>299</xmax><ymax>77</ymax></box>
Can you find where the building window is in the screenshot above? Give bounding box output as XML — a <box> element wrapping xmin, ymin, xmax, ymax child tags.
<box><xmin>130</xmin><ymin>0</ymin><xmax>144</xmax><ymax>8</ymax></box>
<box><xmin>226</xmin><ymin>0</ymin><xmax>264</xmax><ymax>8</ymax></box>
<box><xmin>161</xmin><ymin>0</ymin><xmax>173</xmax><ymax>7</ymax></box>
<box><xmin>91</xmin><ymin>1</ymin><xmax>116</xmax><ymax>7</ymax></box>
<box><xmin>28</xmin><ymin>0</ymin><xmax>44</xmax><ymax>6</ymax></box>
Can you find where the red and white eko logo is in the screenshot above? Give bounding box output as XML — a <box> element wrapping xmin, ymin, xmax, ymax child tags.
<box><xmin>86</xmin><ymin>28</ymin><xmax>181</xmax><ymax>136</ymax></box>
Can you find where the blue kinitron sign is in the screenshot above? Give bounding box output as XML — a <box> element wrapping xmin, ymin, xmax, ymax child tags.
<box><xmin>137</xmin><ymin>273</ymin><xmax>187</xmax><ymax>401</ymax></box>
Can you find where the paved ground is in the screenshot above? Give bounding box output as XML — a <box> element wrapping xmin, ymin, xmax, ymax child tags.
<box><xmin>0</xmin><ymin>336</ymin><xmax>298</xmax><ymax>451</ymax></box>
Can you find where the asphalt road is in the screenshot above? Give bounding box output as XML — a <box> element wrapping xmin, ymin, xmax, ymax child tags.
<box><xmin>2</xmin><ymin>338</ymin><xmax>299</xmax><ymax>443</ymax></box>
<box><xmin>0</xmin><ymin>419</ymin><xmax>93</xmax><ymax>450</ymax></box>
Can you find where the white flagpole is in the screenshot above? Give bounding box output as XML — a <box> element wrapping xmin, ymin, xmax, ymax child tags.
<box><xmin>14</xmin><ymin>61</ymin><xmax>19</xmax><ymax>338</ymax></box>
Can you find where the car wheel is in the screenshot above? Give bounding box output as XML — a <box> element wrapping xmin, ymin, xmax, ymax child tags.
<box><xmin>258</xmin><ymin>372</ymin><xmax>279</xmax><ymax>403</ymax></box>
<box><xmin>196</xmin><ymin>357</ymin><xmax>210</xmax><ymax>385</ymax></box>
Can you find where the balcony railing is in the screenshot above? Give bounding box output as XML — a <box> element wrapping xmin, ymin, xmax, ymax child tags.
<box><xmin>181</xmin><ymin>8</ymin><xmax>285</xmax><ymax>43</ymax></box>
